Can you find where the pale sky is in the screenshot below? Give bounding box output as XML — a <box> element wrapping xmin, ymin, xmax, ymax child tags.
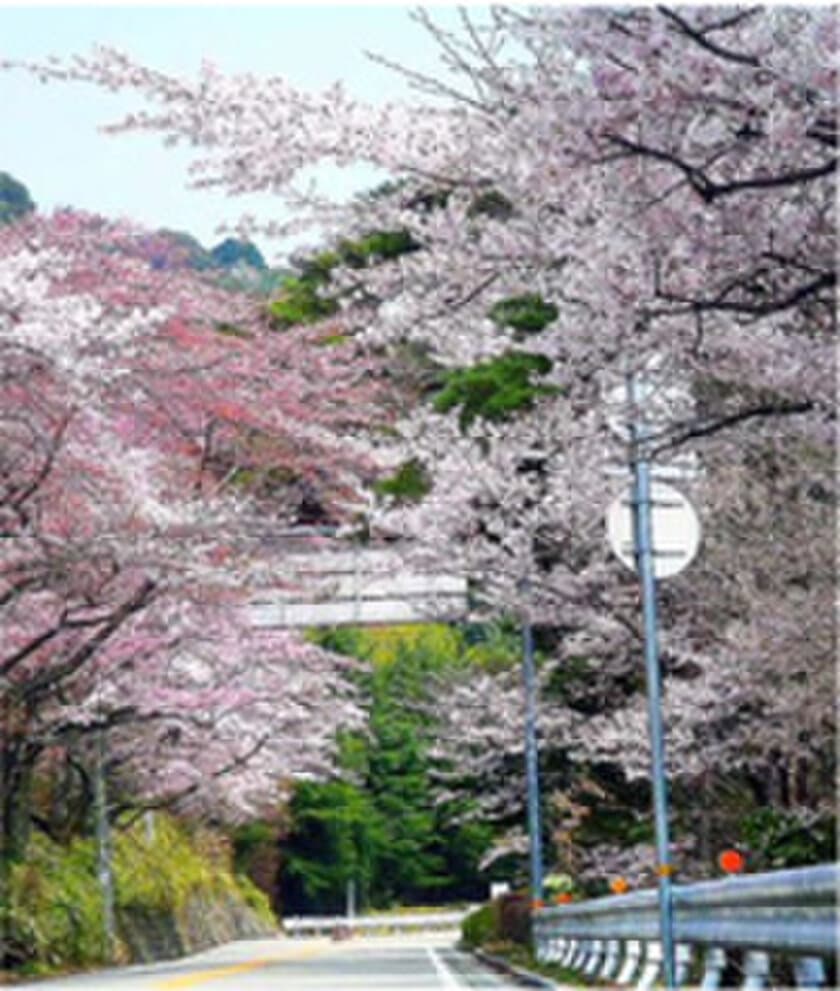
<box><xmin>0</xmin><ymin>4</ymin><xmax>485</xmax><ymax>263</ymax></box>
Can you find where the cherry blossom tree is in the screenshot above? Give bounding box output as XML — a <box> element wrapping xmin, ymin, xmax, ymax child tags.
<box><xmin>0</xmin><ymin>207</ymin><xmax>388</xmax><ymax>876</ymax></box>
<box><xmin>4</xmin><ymin>4</ymin><xmax>834</xmax><ymax>876</ymax></box>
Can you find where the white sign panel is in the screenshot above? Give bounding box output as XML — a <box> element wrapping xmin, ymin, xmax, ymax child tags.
<box><xmin>246</xmin><ymin>548</ymin><xmax>468</xmax><ymax>628</ymax></box>
<box><xmin>606</xmin><ymin>481</ymin><xmax>701</xmax><ymax>580</ymax></box>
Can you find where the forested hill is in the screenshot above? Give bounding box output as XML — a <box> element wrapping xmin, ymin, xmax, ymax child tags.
<box><xmin>0</xmin><ymin>171</ymin><xmax>35</xmax><ymax>223</ymax></box>
<box><xmin>0</xmin><ymin>170</ymin><xmax>280</xmax><ymax>286</ymax></box>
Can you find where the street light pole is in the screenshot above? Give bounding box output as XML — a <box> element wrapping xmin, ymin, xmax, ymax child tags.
<box><xmin>628</xmin><ymin>372</ymin><xmax>676</xmax><ymax>989</ymax></box>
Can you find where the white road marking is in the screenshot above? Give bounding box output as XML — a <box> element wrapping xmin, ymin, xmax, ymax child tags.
<box><xmin>427</xmin><ymin>947</ymin><xmax>462</xmax><ymax>989</ymax></box>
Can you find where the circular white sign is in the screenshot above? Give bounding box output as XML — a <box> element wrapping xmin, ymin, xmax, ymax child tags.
<box><xmin>606</xmin><ymin>481</ymin><xmax>701</xmax><ymax>580</ymax></box>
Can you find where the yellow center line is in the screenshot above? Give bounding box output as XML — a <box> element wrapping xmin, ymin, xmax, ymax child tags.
<box><xmin>154</xmin><ymin>943</ymin><xmax>326</xmax><ymax>990</ymax></box>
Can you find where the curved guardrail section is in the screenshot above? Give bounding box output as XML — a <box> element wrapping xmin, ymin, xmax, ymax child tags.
<box><xmin>533</xmin><ymin>864</ymin><xmax>838</xmax><ymax>989</ymax></box>
<box><xmin>283</xmin><ymin>908</ymin><xmax>472</xmax><ymax>938</ymax></box>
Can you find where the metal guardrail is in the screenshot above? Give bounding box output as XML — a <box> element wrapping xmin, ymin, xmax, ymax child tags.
<box><xmin>533</xmin><ymin>864</ymin><xmax>838</xmax><ymax>989</ymax></box>
<box><xmin>283</xmin><ymin>908</ymin><xmax>472</xmax><ymax>938</ymax></box>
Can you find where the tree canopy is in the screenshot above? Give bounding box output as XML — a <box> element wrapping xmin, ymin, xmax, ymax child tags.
<box><xmin>1</xmin><ymin>5</ymin><xmax>835</xmax><ymax>908</ymax></box>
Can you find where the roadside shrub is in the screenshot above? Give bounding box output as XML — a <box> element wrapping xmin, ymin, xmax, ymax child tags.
<box><xmin>497</xmin><ymin>892</ymin><xmax>531</xmax><ymax>946</ymax></box>
<box><xmin>461</xmin><ymin>892</ymin><xmax>531</xmax><ymax>949</ymax></box>
<box><xmin>461</xmin><ymin>902</ymin><xmax>498</xmax><ymax>948</ymax></box>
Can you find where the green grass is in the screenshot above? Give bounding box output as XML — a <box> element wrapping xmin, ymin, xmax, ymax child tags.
<box><xmin>6</xmin><ymin>815</ymin><xmax>275</xmax><ymax>976</ymax></box>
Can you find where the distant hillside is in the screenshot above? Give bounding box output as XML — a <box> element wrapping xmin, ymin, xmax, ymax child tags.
<box><xmin>0</xmin><ymin>171</ymin><xmax>35</xmax><ymax>224</ymax></box>
<box><xmin>139</xmin><ymin>229</ymin><xmax>290</xmax><ymax>293</ymax></box>
<box><xmin>210</xmin><ymin>237</ymin><xmax>267</xmax><ymax>270</ymax></box>
<box><xmin>0</xmin><ymin>170</ymin><xmax>287</xmax><ymax>291</ymax></box>
<box><xmin>144</xmin><ymin>230</ymin><xmax>267</xmax><ymax>273</ymax></box>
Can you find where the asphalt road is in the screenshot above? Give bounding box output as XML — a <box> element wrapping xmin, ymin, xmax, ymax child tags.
<box><xmin>27</xmin><ymin>932</ymin><xmax>532</xmax><ymax>990</ymax></box>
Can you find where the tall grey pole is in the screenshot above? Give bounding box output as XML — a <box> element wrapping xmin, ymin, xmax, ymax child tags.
<box><xmin>522</xmin><ymin>608</ymin><xmax>543</xmax><ymax>903</ymax></box>
<box><xmin>628</xmin><ymin>373</ymin><xmax>676</xmax><ymax>989</ymax></box>
<box><xmin>94</xmin><ymin>729</ymin><xmax>116</xmax><ymax>962</ymax></box>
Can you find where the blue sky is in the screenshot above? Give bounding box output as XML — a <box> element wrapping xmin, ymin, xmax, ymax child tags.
<box><xmin>0</xmin><ymin>5</ymin><xmax>483</xmax><ymax>263</ymax></box>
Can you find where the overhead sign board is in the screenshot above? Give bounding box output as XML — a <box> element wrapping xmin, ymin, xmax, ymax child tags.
<box><xmin>247</xmin><ymin>548</ymin><xmax>468</xmax><ymax>628</ymax></box>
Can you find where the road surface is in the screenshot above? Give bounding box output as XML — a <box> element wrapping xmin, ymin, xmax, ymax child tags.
<box><xmin>27</xmin><ymin>932</ymin><xmax>536</xmax><ymax>990</ymax></box>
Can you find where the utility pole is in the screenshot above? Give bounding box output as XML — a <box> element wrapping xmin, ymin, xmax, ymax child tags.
<box><xmin>521</xmin><ymin>587</ymin><xmax>543</xmax><ymax>903</ymax></box>
<box><xmin>93</xmin><ymin>729</ymin><xmax>116</xmax><ymax>962</ymax></box>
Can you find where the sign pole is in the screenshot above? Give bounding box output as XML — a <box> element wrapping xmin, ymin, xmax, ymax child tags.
<box><xmin>628</xmin><ymin>372</ymin><xmax>677</xmax><ymax>989</ymax></box>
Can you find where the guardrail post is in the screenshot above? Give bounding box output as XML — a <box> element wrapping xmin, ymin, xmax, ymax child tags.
<box><xmin>794</xmin><ymin>956</ymin><xmax>826</xmax><ymax>989</ymax></box>
<box><xmin>599</xmin><ymin>939</ymin><xmax>622</xmax><ymax>980</ymax></box>
<box><xmin>561</xmin><ymin>938</ymin><xmax>579</xmax><ymax>967</ymax></box>
<box><xmin>584</xmin><ymin>939</ymin><xmax>605</xmax><ymax>976</ymax></box>
<box><xmin>571</xmin><ymin>938</ymin><xmax>591</xmax><ymax>970</ymax></box>
<box><xmin>543</xmin><ymin>935</ymin><xmax>565</xmax><ymax>962</ymax></box>
<box><xmin>675</xmin><ymin>944</ymin><xmax>693</xmax><ymax>986</ymax></box>
<box><xmin>742</xmin><ymin>950</ymin><xmax>770</xmax><ymax>989</ymax></box>
<box><xmin>617</xmin><ymin>940</ymin><xmax>643</xmax><ymax>985</ymax></box>
<box><xmin>700</xmin><ymin>947</ymin><xmax>727</xmax><ymax>989</ymax></box>
<box><xmin>637</xmin><ymin>941</ymin><xmax>663</xmax><ymax>990</ymax></box>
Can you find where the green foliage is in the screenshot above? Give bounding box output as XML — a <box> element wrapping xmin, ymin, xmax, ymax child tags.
<box><xmin>298</xmin><ymin>229</ymin><xmax>419</xmax><ymax>279</ymax></box>
<box><xmin>373</xmin><ymin>459</ymin><xmax>432</xmax><ymax>504</ymax></box>
<box><xmin>300</xmin><ymin>250</ymin><xmax>342</xmax><ymax>283</ymax></box>
<box><xmin>433</xmin><ymin>351</ymin><xmax>559</xmax><ymax>430</ymax></box>
<box><xmin>268</xmin><ymin>276</ymin><xmax>340</xmax><ymax>329</ymax></box>
<box><xmin>234</xmin><ymin>873</ymin><xmax>275</xmax><ymax>919</ymax></box>
<box><xmin>214</xmin><ymin>321</ymin><xmax>255</xmax><ymax>339</ymax></box>
<box><xmin>232</xmin><ymin>820</ymin><xmax>281</xmax><ymax>913</ymax></box>
<box><xmin>461</xmin><ymin>621</ymin><xmax>522</xmax><ymax>673</ymax></box>
<box><xmin>315</xmin><ymin>332</ymin><xmax>350</xmax><ymax>347</ymax></box>
<box><xmin>233</xmin><ymin>820</ymin><xmax>277</xmax><ymax>873</ymax></box>
<box><xmin>0</xmin><ymin>171</ymin><xmax>35</xmax><ymax>224</ymax></box>
<box><xmin>488</xmin><ymin>294</ymin><xmax>558</xmax><ymax>335</ymax></box>
<box><xmin>283</xmin><ymin>625</ymin><xmax>495</xmax><ymax>913</ymax></box>
<box><xmin>227</xmin><ymin>465</ymin><xmax>298</xmax><ymax>492</ymax></box>
<box><xmin>461</xmin><ymin>902</ymin><xmax>498</xmax><ymax>948</ymax></box>
<box><xmin>543</xmin><ymin>872</ymin><xmax>574</xmax><ymax>895</ymax></box>
<box><xmin>337</xmin><ymin>229</ymin><xmax>420</xmax><ymax>267</ymax></box>
<box><xmin>311</xmin><ymin>623</ymin><xmax>464</xmax><ymax>670</ymax></box>
<box><xmin>544</xmin><ymin>655</ymin><xmax>593</xmax><ymax>698</ymax></box>
<box><xmin>5</xmin><ymin>815</ymin><xmax>275</xmax><ymax>976</ymax></box>
<box><xmin>8</xmin><ymin>832</ymin><xmax>107</xmax><ymax>971</ymax></box>
<box><xmin>323</xmin><ymin>229</ymin><xmax>417</xmax><ymax>275</ymax></box>
<box><xmin>282</xmin><ymin>779</ymin><xmax>384</xmax><ymax>913</ymax></box>
<box><xmin>739</xmin><ymin>807</ymin><xmax>836</xmax><ymax>869</ymax></box>
<box><xmin>114</xmin><ymin>816</ymin><xmax>227</xmax><ymax>912</ymax></box>
<box><xmin>460</xmin><ymin>893</ymin><xmax>531</xmax><ymax>949</ymax></box>
<box><xmin>577</xmin><ymin>805</ymin><xmax>654</xmax><ymax>848</ymax></box>
<box><xmin>269</xmin><ymin>227</ymin><xmax>419</xmax><ymax>330</ymax></box>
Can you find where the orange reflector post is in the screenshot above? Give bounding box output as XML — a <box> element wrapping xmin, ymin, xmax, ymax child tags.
<box><xmin>719</xmin><ymin>849</ymin><xmax>745</xmax><ymax>874</ymax></box>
